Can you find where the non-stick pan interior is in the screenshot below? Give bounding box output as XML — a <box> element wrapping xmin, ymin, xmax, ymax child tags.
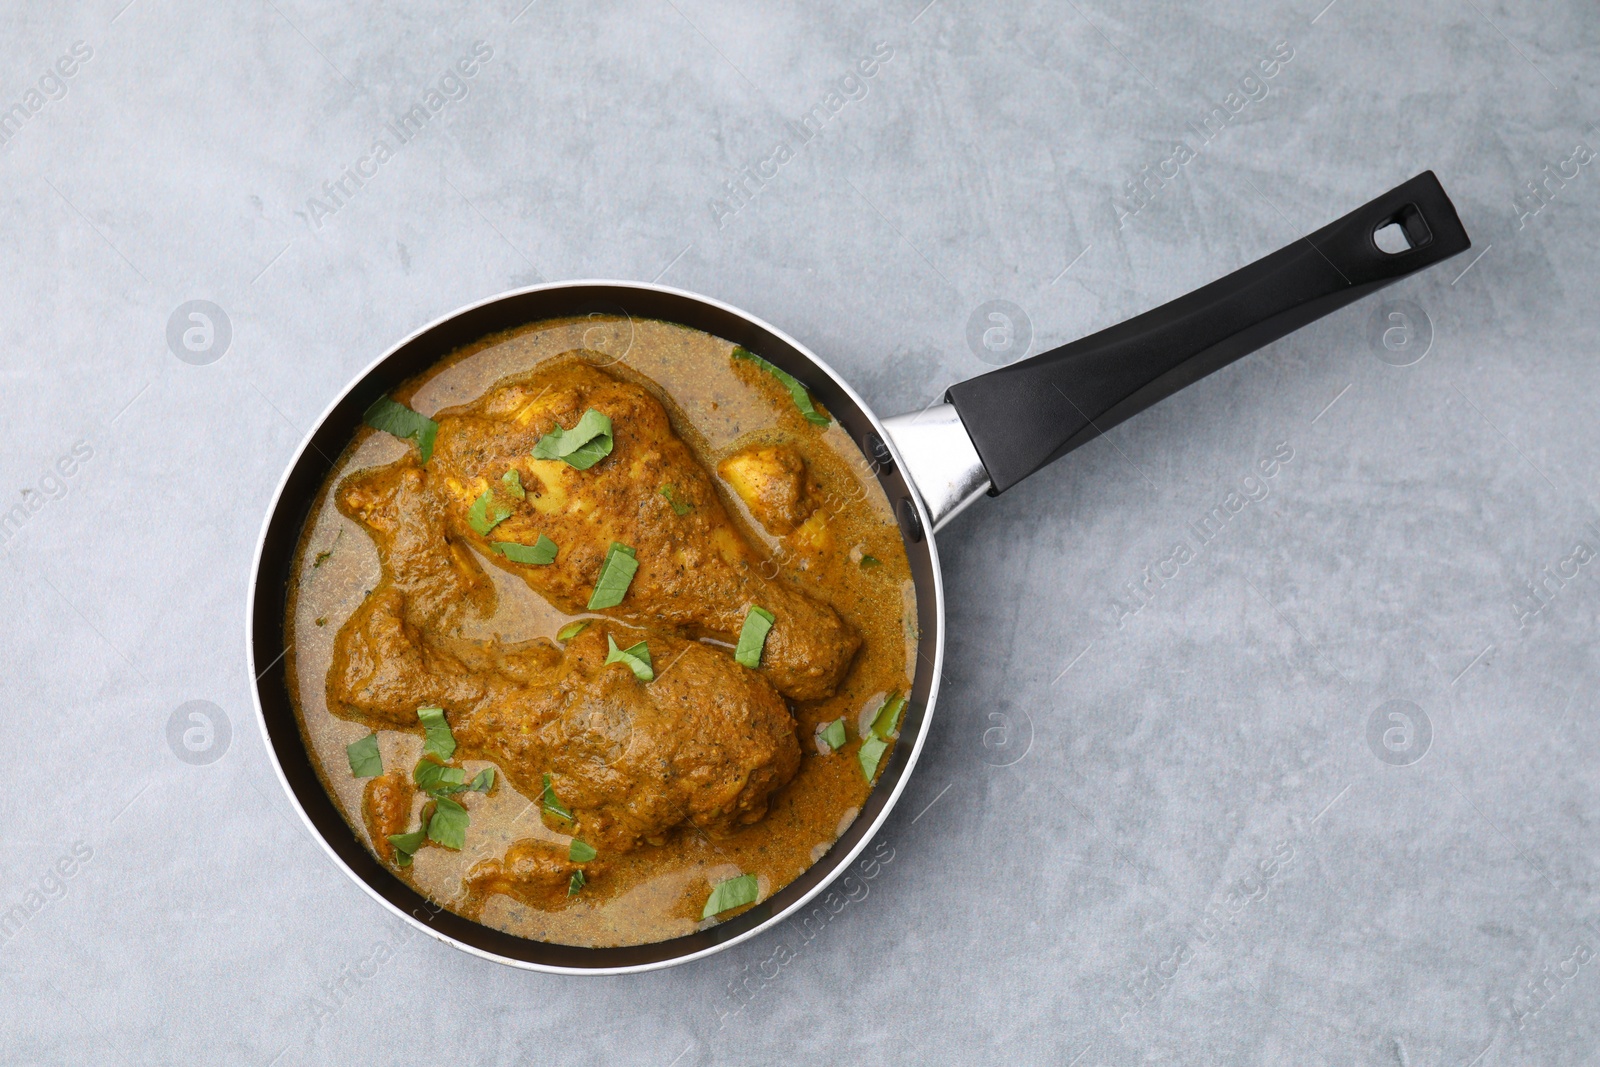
<box><xmin>249</xmin><ymin>283</ymin><xmax>943</xmax><ymax>971</ymax></box>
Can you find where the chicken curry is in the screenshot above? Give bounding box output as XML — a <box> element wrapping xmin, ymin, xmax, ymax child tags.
<box><xmin>286</xmin><ymin>316</ymin><xmax>917</xmax><ymax>948</ymax></box>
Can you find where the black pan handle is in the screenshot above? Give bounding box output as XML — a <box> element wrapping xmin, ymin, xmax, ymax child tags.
<box><xmin>946</xmin><ymin>171</ymin><xmax>1471</xmax><ymax>494</ymax></box>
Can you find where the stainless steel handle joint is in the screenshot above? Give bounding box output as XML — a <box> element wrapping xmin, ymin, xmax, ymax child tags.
<box><xmin>881</xmin><ymin>404</ymin><xmax>990</xmax><ymax>533</ymax></box>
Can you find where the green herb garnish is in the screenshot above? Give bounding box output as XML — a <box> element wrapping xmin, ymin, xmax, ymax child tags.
<box><xmin>859</xmin><ymin>554</ymin><xmax>881</xmax><ymax>569</ymax></box>
<box><xmin>568</xmin><ymin>870</ymin><xmax>586</xmax><ymax>896</ymax></box>
<box><xmin>819</xmin><ymin>718</ymin><xmax>846</xmax><ymax>752</ymax></box>
<box><xmin>467</xmin><ymin>488</ymin><xmax>515</xmax><ymax>536</ymax></box>
<box><xmin>417</xmin><ymin>706</ymin><xmax>456</xmax><ymax>760</ymax></box>
<box><xmin>364</xmin><ymin>396</ymin><xmax>439</xmax><ymax>463</ymax></box>
<box><xmin>533</xmin><ymin>408</ymin><xmax>614</xmax><ymax>470</ymax></box>
<box><xmin>469</xmin><ymin>768</ymin><xmax>494</xmax><ymax>793</ymax></box>
<box><xmin>388</xmin><ymin>828</ymin><xmax>426</xmax><ymax>867</ymax></box>
<box><xmin>587</xmin><ymin>542</ymin><xmax>638</xmax><ymax>609</ymax></box>
<box><xmin>605</xmin><ymin>634</ymin><xmax>654</xmax><ymax>681</ymax></box>
<box><xmin>313</xmin><ymin>532</ymin><xmax>343</xmax><ymax>568</ymax></box>
<box><xmin>426</xmin><ymin>796</ymin><xmax>468</xmax><ymax>850</ymax></box>
<box><xmin>870</xmin><ymin>692</ymin><xmax>906</xmax><ymax>738</ymax></box>
<box><xmin>501</xmin><ymin>469</ymin><xmax>526</xmax><ymax>500</ymax></box>
<box><xmin>854</xmin><ymin>690</ymin><xmax>906</xmax><ymax>776</ymax></box>
<box><xmin>345</xmin><ymin>734</ymin><xmax>382</xmax><ymax>777</ymax></box>
<box><xmin>734</xmin><ymin>605</ymin><xmax>776</xmax><ymax>669</ymax></box>
<box><xmin>859</xmin><ymin>736</ymin><xmax>889</xmax><ymax>782</ymax></box>
<box><xmin>492</xmin><ymin>534</ymin><xmax>558</xmax><ymax>565</ymax></box>
<box><xmin>660</xmin><ymin>484</ymin><xmax>691</xmax><ymax>515</ymax></box>
<box><xmin>569</xmin><ymin>839</ymin><xmax>597</xmax><ymax>864</ymax></box>
<box><xmin>732</xmin><ymin>348</ymin><xmax>830</xmax><ymax>426</ymax></box>
<box><xmin>557</xmin><ymin>620</ymin><xmax>591</xmax><ymax>642</ymax></box>
<box><xmin>414</xmin><ymin>758</ymin><xmax>466</xmax><ymax>795</ymax></box>
<box><xmin>541</xmin><ymin>772</ymin><xmax>572</xmax><ymax>821</ymax></box>
<box><xmin>702</xmin><ymin>873</ymin><xmax>760</xmax><ymax>919</ymax></box>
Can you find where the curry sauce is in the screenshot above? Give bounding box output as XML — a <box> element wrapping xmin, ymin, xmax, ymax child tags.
<box><xmin>286</xmin><ymin>316</ymin><xmax>916</xmax><ymax>948</ymax></box>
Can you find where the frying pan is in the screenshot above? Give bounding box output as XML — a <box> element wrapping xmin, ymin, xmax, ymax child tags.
<box><xmin>250</xmin><ymin>171</ymin><xmax>1471</xmax><ymax>973</ymax></box>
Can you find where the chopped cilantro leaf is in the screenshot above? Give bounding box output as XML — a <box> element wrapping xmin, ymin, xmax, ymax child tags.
<box><xmin>605</xmin><ymin>635</ymin><xmax>654</xmax><ymax>681</ymax></box>
<box><xmin>859</xmin><ymin>736</ymin><xmax>889</xmax><ymax>782</ymax></box>
<box><xmin>413</xmin><ymin>758</ymin><xmax>466</xmax><ymax>795</ymax></box>
<box><xmin>363</xmin><ymin>396</ymin><xmax>438</xmax><ymax>463</ymax></box>
<box><xmin>541</xmin><ymin>772</ymin><xmax>572</xmax><ymax>821</ymax></box>
<box><xmin>533</xmin><ymin>409</ymin><xmax>614</xmax><ymax>470</ymax></box>
<box><xmin>734</xmin><ymin>605</ymin><xmax>776</xmax><ymax>669</ymax></box>
<box><xmin>417</xmin><ymin>706</ymin><xmax>456</xmax><ymax>760</ymax></box>
<box><xmin>660</xmin><ymin>484</ymin><xmax>691</xmax><ymax>515</ymax></box>
<box><xmin>732</xmin><ymin>348</ymin><xmax>830</xmax><ymax>426</ymax></box>
<box><xmin>467</xmin><ymin>488</ymin><xmax>515</xmax><ymax>536</ymax></box>
<box><xmin>557</xmin><ymin>620</ymin><xmax>591</xmax><ymax>642</ymax></box>
<box><xmin>492</xmin><ymin>534</ymin><xmax>558</xmax><ymax>565</ymax></box>
<box><xmin>702</xmin><ymin>873</ymin><xmax>760</xmax><ymax>919</ymax></box>
<box><xmin>819</xmin><ymin>718</ymin><xmax>846</xmax><ymax>752</ymax></box>
<box><xmin>426</xmin><ymin>796</ymin><xmax>468</xmax><ymax>850</ymax></box>
<box><xmin>587</xmin><ymin>542</ymin><xmax>638</xmax><ymax>609</ymax></box>
<box><xmin>346</xmin><ymin>734</ymin><xmax>382</xmax><ymax>778</ymax></box>
<box><xmin>870</xmin><ymin>692</ymin><xmax>906</xmax><ymax>739</ymax></box>
<box><xmin>388</xmin><ymin>828</ymin><xmax>426</xmax><ymax>866</ymax></box>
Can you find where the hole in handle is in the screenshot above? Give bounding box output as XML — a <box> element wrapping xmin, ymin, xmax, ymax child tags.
<box><xmin>1372</xmin><ymin>203</ymin><xmax>1433</xmax><ymax>255</ymax></box>
<box><xmin>1373</xmin><ymin>221</ymin><xmax>1411</xmax><ymax>254</ymax></box>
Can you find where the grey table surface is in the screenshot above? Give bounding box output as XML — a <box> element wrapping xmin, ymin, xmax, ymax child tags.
<box><xmin>2</xmin><ymin>0</ymin><xmax>1597</xmax><ymax>1063</ymax></box>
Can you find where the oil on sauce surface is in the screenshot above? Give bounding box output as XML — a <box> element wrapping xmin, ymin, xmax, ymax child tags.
<box><xmin>286</xmin><ymin>316</ymin><xmax>917</xmax><ymax>948</ymax></box>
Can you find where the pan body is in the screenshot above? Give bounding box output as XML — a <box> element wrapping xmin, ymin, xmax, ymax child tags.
<box><xmin>247</xmin><ymin>281</ymin><xmax>945</xmax><ymax>973</ymax></box>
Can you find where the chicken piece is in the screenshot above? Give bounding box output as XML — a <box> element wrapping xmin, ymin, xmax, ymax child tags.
<box><xmin>362</xmin><ymin>771</ymin><xmax>415</xmax><ymax>864</ymax></box>
<box><xmin>336</xmin><ymin>462</ymin><xmax>494</xmax><ymax>631</ymax></box>
<box><xmin>331</xmin><ymin>606</ymin><xmax>803</xmax><ymax>853</ymax></box>
<box><xmin>427</xmin><ymin>362</ymin><xmax>860</xmax><ymax>701</ymax></box>
<box><xmin>457</xmin><ymin>623</ymin><xmax>802</xmax><ymax>853</ymax></box>
<box><xmin>718</xmin><ymin>443</ymin><xmax>817</xmax><ymax>536</ymax></box>
<box><xmin>327</xmin><ymin>457</ymin><xmax>803</xmax><ymax>855</ymax></box>
<box><xmin>464</xmin><ymin>840</ymin><xmax>587</xmax><ymax>911</ymax></box>
<box><xmin>328</xmin><ymin>588</ymin><xmax>487</xmax><ymax>727</ymax></box>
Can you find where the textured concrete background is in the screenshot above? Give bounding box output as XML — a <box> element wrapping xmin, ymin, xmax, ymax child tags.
<box><xmin>1</xmin><ymin>0</ymin><xmax>1597</xmax><ymax>1063</ymax></box>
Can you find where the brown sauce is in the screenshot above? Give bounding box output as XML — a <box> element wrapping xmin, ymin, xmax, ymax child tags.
<box><xmin>286</xmin><ymin>316</ymin><xmax>916</xmax><ymax>948</ymax></box>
